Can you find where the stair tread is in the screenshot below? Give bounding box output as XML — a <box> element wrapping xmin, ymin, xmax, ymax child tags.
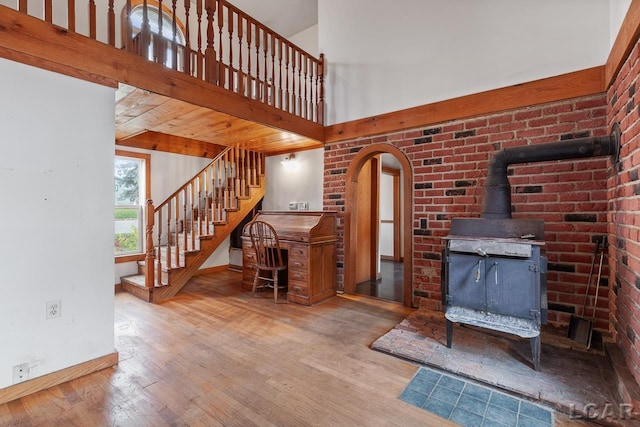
<box><xmin>121</xmin><ymin>274</ymin><xmax>168</xmax><ymax>288</ymax></box>
<box><xmin>138</xmin><ymin>259</ymin><xmax>187</xmax><ymax>272</ymax></box>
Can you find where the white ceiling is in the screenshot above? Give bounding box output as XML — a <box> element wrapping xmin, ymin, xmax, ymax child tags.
<box><xmin>227</xmin><ymin>0</ymin><xmax>318</xmax><ymax>37</ymax></box>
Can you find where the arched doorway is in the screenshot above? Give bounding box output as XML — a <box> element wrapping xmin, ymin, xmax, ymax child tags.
<box><xmin>344</xmin><ymin>144</ymin><xmax>414</xmax><ymax>307</ymax></box>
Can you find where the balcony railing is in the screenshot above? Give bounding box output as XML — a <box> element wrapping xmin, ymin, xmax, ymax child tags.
<box><xmin>10</xmin><ymin>0</ymin><xmax>324</xmax><ymax>124</ymax></box>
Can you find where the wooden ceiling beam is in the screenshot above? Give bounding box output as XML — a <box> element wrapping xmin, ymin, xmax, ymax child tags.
<box><xmin>116</xmin><ymin>131</ymin><xmax>227</xmax><ymax>158</ymax></box>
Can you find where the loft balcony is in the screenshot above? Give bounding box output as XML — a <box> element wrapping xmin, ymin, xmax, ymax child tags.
<box><xmin>0</xmin><ymin>1</ymin><xmax>325</xmax><ymax>154</ymax></box>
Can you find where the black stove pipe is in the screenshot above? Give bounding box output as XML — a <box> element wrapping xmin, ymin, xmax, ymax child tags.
<box><xmin>482</xmin><ymin>125</ymin><xmax>620</xmax><ymax>219</ymax></box>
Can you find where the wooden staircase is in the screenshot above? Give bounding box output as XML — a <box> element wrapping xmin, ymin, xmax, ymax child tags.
<box><xmin>121</xmin><ymin>147</ymin><xmax>265</xmax><ymax>303</ymax></box>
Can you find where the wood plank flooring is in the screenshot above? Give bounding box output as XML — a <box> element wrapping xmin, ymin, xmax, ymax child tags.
<box><xmin>0</xmin><ymin>271</ymin><xmax>587</xmax><ymax>426</ymax></box>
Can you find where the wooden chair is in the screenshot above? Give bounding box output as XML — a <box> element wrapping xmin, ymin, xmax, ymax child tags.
<box><xmin>247</xmin><ymin>220</ymin><xmax>288</xmax><ymax>303</ymax></box>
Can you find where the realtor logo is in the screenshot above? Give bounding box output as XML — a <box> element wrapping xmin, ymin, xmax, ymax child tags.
<box><xmin>569</xmin><ymin>403</ymin><xmax>637</xmax><ymax>421</ymax></box>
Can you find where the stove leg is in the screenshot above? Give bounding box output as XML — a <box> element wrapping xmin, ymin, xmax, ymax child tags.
<box><xmin>446</xmin><ymin>319</ymin><xmax>453</xmax><ymax>348</ymax></box>
<box><xmin>531</xmin><ymin>335</ymin><xmax>541</xmax><ymax>371</ymax></box>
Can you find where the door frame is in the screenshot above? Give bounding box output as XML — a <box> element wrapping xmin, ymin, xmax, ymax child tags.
<box><xmin>355</xmin><ymin>156</ymin><xmax>380</xmax><ymax>285</ymax></box>
<box><xmin>381</xmin><ymin>165</ymin><xmax>401</xmax><ymax>262</ymax></box>
<box><xmin>344</xmin><ymin>144</ymin><xmax>414</xmax><ymax>307</ymax></box>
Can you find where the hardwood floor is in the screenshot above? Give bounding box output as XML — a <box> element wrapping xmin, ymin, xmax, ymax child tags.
<box><xmin>355</xmin><ymin>260</ymin><xmax>404</xmax><ymax>303</ymax></box>
<box><xmin>0</xmin><ymin>271</ymin><xmax>452</xmax><ymax>426</ymax></box>
<box><xmin>0</xmin><ymin>271</ymin><xmax>590</xmax><ymax>426</ymax></box>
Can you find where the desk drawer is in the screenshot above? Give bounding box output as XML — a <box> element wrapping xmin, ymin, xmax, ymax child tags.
<box><xmin>289</xmin><ymin>270</ymin><xmax>308</xmax><ymax>283</ymax></box>
<box><xmin>288</xmin><ymin>244</ymin><xmax>308</xmax><ymax>259</ymax></box>
<box><xmin>289</xmin><ymin>258</ymin><xmax>308</xmax><ymax>271</ymax></box>
<box><xmin>288</xmin><ymin>280</ymin><xmax>309</xmax><ymax>297</ymax></box>
<box><xmin>243</xmin><ymin>251</ymin><xmax>256</xmax><ymax>264</ymax></box>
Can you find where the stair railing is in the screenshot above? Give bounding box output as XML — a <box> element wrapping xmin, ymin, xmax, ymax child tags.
<box><xmin>144</xmin><ymin>146</ymin><xmax>265</xmax><ymax>287</ymax></box>
<box><xmin>7</xmin><ymin>0</ymin><xmax>325</xmax><ymax>124</ymax></box>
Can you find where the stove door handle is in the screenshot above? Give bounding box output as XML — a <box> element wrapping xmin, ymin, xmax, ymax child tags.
<box><xmin>493</xmin><ymin>261</ymin><xmax>499</xmax><ymax>284</ymax></box>
<box><xmin>474</xmin><ymin>260</ymin><xmax>482</xmax><ymax>282</ymax></box>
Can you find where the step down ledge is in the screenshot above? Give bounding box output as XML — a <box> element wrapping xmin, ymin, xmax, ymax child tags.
<box><xmin>121</xmin><ymin>274</ymin><xmax>170</xmax><ymax>289</ymax></box>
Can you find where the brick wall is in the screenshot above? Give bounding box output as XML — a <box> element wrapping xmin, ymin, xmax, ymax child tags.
<box><xmin>324</xmin><ymin>94</ymin><xmax>612</xmax><ymax>330</ymax></box>
<box><xmin>608</xmin><ymin>38</ymin><xmax>640</xmax><ymax>383</ymax></box>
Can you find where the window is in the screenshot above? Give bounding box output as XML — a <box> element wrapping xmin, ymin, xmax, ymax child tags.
<box><xmin>129</xmin><ymin>4</ymin><xmax>186</xmax><ymax>70</ymax></box>
<box><xmin>115</xmin><ymin>150</ymin><xmax>150</xmax><ymax>257</ymax></box>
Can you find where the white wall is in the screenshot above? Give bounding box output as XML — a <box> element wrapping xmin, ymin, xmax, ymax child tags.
<box><xmin>114</xmin><ymin>148</ymin><xmax>230</xmax><ymax>284</ymax></box>
<box><xmin>290</xmin><ymin>24</ymin><xmax>319</xmax><ymax>58</ymax></box>
<box><xmin>0</xmin><ymin>59</ymin><xmax>115</xmax><ymax>389</ymax></box>
<box><xmin>379</xmin><ymin>154</ymin><xmax>404</xmax><ymax>259</ymax></box>
<box><xmin>263</xmin><ymin>148</ymin><xmax>324</xmax><ymax>211</ymax></box>
<box><xmin>145</xmin><ymin>150</ymin><xmax>211</xmax><ymax>205</ymax></box>
<box><xmin>319</xmin><ymin>0</ymin><xmax>611</xmax><ymax>124</ymax></box>
<box><xmin>379</xmin><ymin>172</ymin><xmax>394</xmax><ymax>257</ymax></box>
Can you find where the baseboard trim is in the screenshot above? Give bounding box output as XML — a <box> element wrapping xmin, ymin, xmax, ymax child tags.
<box><xmin>194</xmin><ymin>264</ymin><xmax>230</xmax><ymax>276</ymax></box>
<box><xmin>0</xmin><ymin>352</ymin><xmax>119</xmax><ymax>405</ymax></box>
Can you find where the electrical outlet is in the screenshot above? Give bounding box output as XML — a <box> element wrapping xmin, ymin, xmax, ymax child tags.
<box><xmin>12</xmin><ymin>363</ymin><xmax>29</xmax><ymax>384</ymax></box>
<box><xmin>46</xmin><ymin>300</ymin><xmax>61</xmax><ymax>319</ymax></box>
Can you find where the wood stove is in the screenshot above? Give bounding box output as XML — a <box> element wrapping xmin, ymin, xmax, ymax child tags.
<box><xmin>440</xmin><ymin>125</ymin><xmax>620</xmax><ymax>371</ymax></box>
<box><xmin>442</xmin><ymin>218</ymin><xmax>547</xmax><ymax>370</ymax></box>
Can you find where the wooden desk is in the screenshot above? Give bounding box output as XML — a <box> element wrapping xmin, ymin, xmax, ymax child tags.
<box><xmin>242</xmin><ymin>211</ymin><xmax>337</xmax><ymax>305</ymax></box>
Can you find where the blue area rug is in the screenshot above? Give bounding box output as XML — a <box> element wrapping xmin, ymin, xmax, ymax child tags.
<box><xmin>400</xmin><ymin>366</ymin><xmax>553</xmax><ymax>427</ymax></box>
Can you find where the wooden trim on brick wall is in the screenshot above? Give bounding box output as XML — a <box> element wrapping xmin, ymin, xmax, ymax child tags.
<box><xmin>605</xmin><ymin>0</ymin><xmax>640</xmax><ymax>88</ymax></box>
<box><xmin>325</xmin><ymin>67</ymin><xmax>605</xmax><ymax>143</ymax></box>
<box><xmin>0</xmin><ymin>352</ymin><xmax>119</xmax><ymax>405</ymax></box>
<box><xmin>325</xmin><ymin>0</ymin><xmax>640</xmax><ymax>143</ymax></box>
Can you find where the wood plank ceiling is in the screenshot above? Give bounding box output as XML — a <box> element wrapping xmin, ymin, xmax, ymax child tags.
<box><xmin>115</xmin><ymin>84</ymin><xmax>323</xmax><ymax>158</ymax></box>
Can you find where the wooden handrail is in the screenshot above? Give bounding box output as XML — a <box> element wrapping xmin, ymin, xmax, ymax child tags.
<box><xmin>155</xmin><ymin>146</ymin><xmax>232</xmax><ymax>212</ymax></box>
<box><xmin>146</xmin><ymin>146</ymin><xmax>265</xmax><ymax>286</ymax></box>
<box><xmin>6</xmin><ymin>0</ymin><xmax>324</xmax><ymax>125</ymax></box>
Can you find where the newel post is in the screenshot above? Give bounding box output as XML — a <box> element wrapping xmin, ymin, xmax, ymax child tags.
<box><xmin>145</xmin><ymin>199</ymin><xmax>155</xmax><ymax>288</ymax></box>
